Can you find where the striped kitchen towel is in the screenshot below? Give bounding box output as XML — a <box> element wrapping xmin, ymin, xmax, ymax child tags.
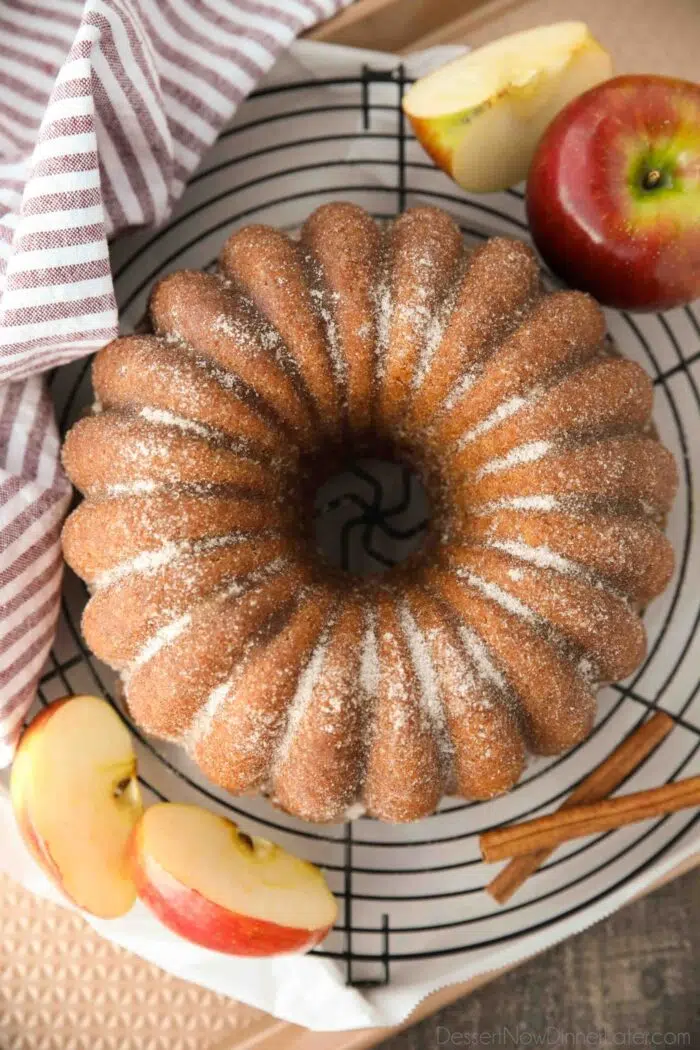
<box><xmin>0</xmin><ymin>0</ymin><xmax>347</xmax><ymax>765</ymax></box>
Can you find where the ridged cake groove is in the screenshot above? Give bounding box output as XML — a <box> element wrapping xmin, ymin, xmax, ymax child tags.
<box><xmin>398</xmin><ymin>603</ymin><xmax>452</xmax><ymax>776</ymax></box>
<box><xmin>456</xmin><ymin>568</ymin><xmax>538</xmax><ymax>624</ymax></box>
<box><xmin>93</xmin><ymin>532</ymin><xmax>268</xmax><ymax>590</ymax></box>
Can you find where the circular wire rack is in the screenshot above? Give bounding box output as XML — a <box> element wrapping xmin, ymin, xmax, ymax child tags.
<box><xmin>43</xmin><ymin>65</ymin><xmax>700</xmax><ymax>989</ymax></box>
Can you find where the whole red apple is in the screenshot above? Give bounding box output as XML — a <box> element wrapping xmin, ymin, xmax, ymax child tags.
<box><xmin>526</xmin><ymin>74</ymin><xmax>700</xmax><ymax>312</ymax></box>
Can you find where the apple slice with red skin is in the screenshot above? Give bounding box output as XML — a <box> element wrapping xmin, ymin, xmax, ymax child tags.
<box><xmin>403</xmin><ymin>22</ymin><xmax>612</xmax><ymax>193</ymax></box>
<box><xmin>10</xmin><ymin>695</ymin><xmax>143</xmax><ymax>918</ymax></box>
<box><xmin>129</xmin><ymin>804</ymin><xmax>338</xmax><ymax>956</ymax></box>
<box><xmin>527</xmin><ymin>74</ymin><xmax>700</xmax><ymax>311</ymax></box>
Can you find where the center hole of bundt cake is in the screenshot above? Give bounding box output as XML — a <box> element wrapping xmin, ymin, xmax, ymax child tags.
<box><xmin>312</xmin><ymin>457</ymin><xmax>431</xmax><ymax>576</ymax></box>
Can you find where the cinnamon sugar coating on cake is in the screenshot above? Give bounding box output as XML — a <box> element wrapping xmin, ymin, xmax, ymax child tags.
<box><xmin>61</xmin><ymin>202</ymin><xmax>678</xmax><ymax>823</ymax></box>
<box><xmin>271</xmin><ymin>597</ymin><xmax>369</xmax><ymax>823</ymax></box>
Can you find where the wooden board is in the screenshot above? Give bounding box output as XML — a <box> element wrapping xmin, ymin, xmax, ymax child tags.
<box><xmin>3</xmin><ymin>3</ymin><xmax>698</xmax><ymax>1047</ymax></box>
<box><xmin>307</xmin><ymin>0</ymin><xmax>700</xmax><ymax>82</ymax></box>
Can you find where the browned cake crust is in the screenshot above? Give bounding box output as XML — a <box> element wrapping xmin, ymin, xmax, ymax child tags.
<box><xmin>61</xmin><ymin>201</ymin><xmax>678</xmax><ymax>824</ymax></box>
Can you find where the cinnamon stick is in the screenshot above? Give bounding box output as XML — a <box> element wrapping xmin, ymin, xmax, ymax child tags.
<box><xmin>480</xmin><ymin>774</ymin><xmax>700</xmax><ymax>863</ymax></box>
<box><xmin>486</xmin><ymin>711</ymin><xmax>675</xmax><ymax>903</ymax></box>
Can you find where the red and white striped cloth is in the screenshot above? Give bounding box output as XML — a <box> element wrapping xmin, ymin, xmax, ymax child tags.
<box><xmin>0</xmin><ymin>0</ymin><xmax>347</xmax><ymax>766</ymax></box>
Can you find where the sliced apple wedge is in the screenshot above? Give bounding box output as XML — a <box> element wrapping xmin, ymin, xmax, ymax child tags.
<box><xmin>403</xmin><ymin>21</ymin><xmax>612</xmax><ymax>192</ymax></box>
<box><xmin>10</xmin><ymin>695</ymin><xmax>143</xmax><ymax>918</ymax></box>
<box><xmin>129</xmin><ymin>804</ymin><xmax>338</xmax><ymax>956</ymax></box>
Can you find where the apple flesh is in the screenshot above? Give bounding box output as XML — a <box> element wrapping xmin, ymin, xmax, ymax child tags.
<box><xmin>403</xmin><ymin>21</ymin><xmax>612</xmax><ymax>193</ymax></box>
<box><xmin>129</xmin><ymin>804</ymin><xmax>338</xmax><ymax>956</ymax></box>
<box><xmin>527</xmin><ymin>74</ymin><xmax>700</xmax><ymax>311</ymax></box>
<box><xmin>10</xmin><ymin>696</ymin><xmax>143</xmax><ymax>918</ymax></box>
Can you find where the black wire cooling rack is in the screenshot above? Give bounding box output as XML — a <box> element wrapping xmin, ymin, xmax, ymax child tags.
<box><xmin>40</xmin><ymin>65</ymin><xmax>700</xmax><ymax>989</ymax></box>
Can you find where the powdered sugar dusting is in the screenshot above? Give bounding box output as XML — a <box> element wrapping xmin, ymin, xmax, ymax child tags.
<box><xmin>458</xmin><ymin>568</ymin><xmax>537</xmax><ymax>623</ymax></box>
<box><xmin>343</xmin><ymin>802</ymin><xmax>367</xmax><ymax>821</ymax></box>
<box><xmin>124</xmin><ymin>573</ymin><xmax>254</xmax><ymax>685</ymax></box>
<box><xmin>309</xmin><ymin>286</ymin><xmax>346</xmax><ymax>389</ymax></box>
<box><xmin>177</xmin><ymin>558</ymin><xmax>289</xmax><ymax>748</ymax></box>
<box><xmin>162</xmin><ymin>329</ymin><xmax>187</xmax><ymax>347</ymax></box>
<box><xmin>400</xmin><ymin>604</ymin><xmax>448</xmax><ymax>744</ymax></box>
<box><xmin>426</xmin><ymin>626</ymin><xmax>475</xmax><ymax>697</ymax></box>
<box><xmin>373</xmin><ymin>281</ymin><xmax>392</xmax><ymax>380</ymax></box>
<box><xmin>413</xmin><ymin>281</ymin><xmax>460</xmax><ymax>390</ymax></box>
<box><xmin>477</xmin><ymin>495</ymin><xmax>559</xmax><ymax>513</ymax></box>
<box><xmin>442</xmin><ymin>370</ymin><xmax>477</xmax><ymax>413</ymax></box>
<box><xmin>459</xmin><ymin>394</ymin><xmax>529</xmax><ymax>446</ymax></box>
<box><xmin>577</xmin><ymin>655</ymin><xmax>599</xmax><ymax>686</ymax></box>
<box><xmin>201</xmin><ymin>356</ymin><xmax>245</xmax><ymax>392</ymax></box>
<box><xmin>426</xmin><ymin>626</ymin><xmax>501</xmax><ymax>720</ymax></box>
<box><xmin>491</xmin><ymin>539</ymin><xmax>577</xmax><ymax>576</ymax></box>
<box><xmin>123</xmin><ymin>436</ymin><xmax>172</xmax><ymax>464</ymax></box>
<box><xmin>273</xmin><ymin>629</ymin><xmax>331</xmax><ymax>768</ymax></box>
<box><xmin>413</xmin><ymin>311</ymin><xmax>445</xmax><ymax>390</ymax></box>
<box><xmin>360</xmin><ymin>609</ymin><xmax>379</xmax><ymax>697</ymax></box>
<box><xmin>393</xmin><ymin>300</ymin><xmax>431</xmax><ymax>361</ymax></box>
<box><xmin>186</xmin><ymin>678</ymin><xmax>233</xmax><ymax>750</ymax></box>
<box><xmin>138</xmin><ymin>406</ymin><xmax>250</xmax><ymax>455</ymax></box>
<box><xmin>95</xmin><ymin>540</ymin><xmax>183</xmax><ymax>589</ymax></box>
<box><xmin>139</xmin><ymin>406</ymin><xmax>212</xmax><ymax>439</ymax></box>
<box><xmin>128</xmin><ymin>612</ymin><xmax>192</xmax><ymax>675</ymax></box>
<box><xmin>491</xmin><ymin>539</ymin><xmax>631</xmax><ymax>605</ymax></box>
<box><xmin>95</xmin><ymin>533</ymin><xmax>254</xmax><ymax>590</ymax></box>
<box><xmin>211</xmin><ymin>299</ymin><xmax>285</xmax><ymax>363</ymax></box>
<box><xmin>458</xmin><ymin>625</ymin><xmax>507</xmax><ymax>690</ymax></box>
<box><xmin>105</xmin><ymin>479</ymin><xmax>159</xmax><ymax>496</ymax></box>
<box><xmin>477</xmin><ymin>440</ymin><xmax>552</xmax><ymax>478</ymax></box>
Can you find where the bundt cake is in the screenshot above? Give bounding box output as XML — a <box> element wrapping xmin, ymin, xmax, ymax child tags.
<box><xmin>61</xmin><ymin>202</ymin><xmax>678</xmax><ymax>824</ymax></box>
